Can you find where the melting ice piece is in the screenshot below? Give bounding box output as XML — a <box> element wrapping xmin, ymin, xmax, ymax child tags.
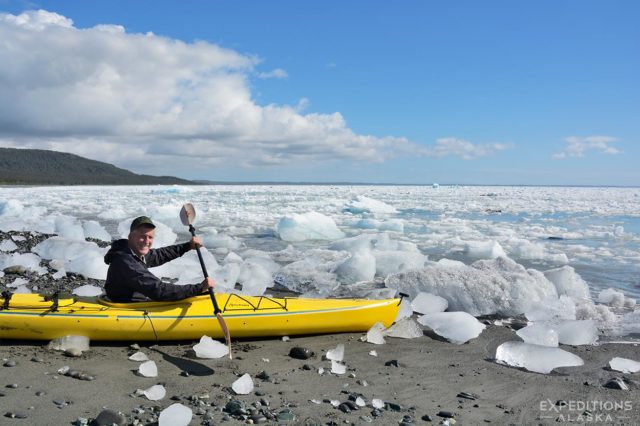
<box><xmin>138</xmin><ymin>361</ymin><xmax>158</xmax><ymax>378</ymax></box>
<box><xmin>609</xmin><ymin>357</ymin><xmax>640</xmax><ymax>374</ymax></box>
<box><xmin>275</xmin><ymin>211</ymin><xmax>345</xmax><ymax>242</ymax></box>
<box><xmin>355</xmin><ymin>397</ymin><xmax>366</xmax><ymax>407</ymax></box>
<box><xmin>158</xmin><ymin>403</ymin><xmax>192</xmax><ymax>426</ymax></box>
<box><xmin>193</xmin><ymin>335</ymin><xmax>229</xmax><ymax>359</ymax></box>
<box><xmin>369</xmin><ymin>350</ymin><xmax>378</xmax><ymax>357</ymax></box>
<box><xmin>384</xmin><ymin>318</ymin><xmax>423</xmax><ymax>339</ymax></box>
<box><xmin>48</xmin><ymin>335</ymin><xmax>90</xmax><ymax>353</ymax></box>
<box><xmin>331</xmin><ymin>360</ymin><xmax>346</xmax><ymax>375</ymax></box>
<box><xmin>232</xmin><ymin>374</ymin><xmax>254</xmax><ymax>395</ymax></box>
<box><xmin>394</xmin><ymin>298</ymin><xmax>413</xmax><ymax>321</ymax></box>
<box><xmin>556</xmin><ymin>320</ymin><xmax>598</xmax><ymax>345</ymax></box>
<box><xmin>495</xmin><ymin>341</ymin><xmax>584</xmax><ymax>374</ymax></box>
<box><xmin>326</xmin><ymin>344</ymin><xmax>345</xmax><ymax>362</ymax></box>
<box><xmin>525</xmin><ymin>296</ymin><xmax>576</xmax><ymax>322</ymax></box>
<box><xmin>129</xmin><ymin>351</ymin><xmax>149</xmax><ymax>362</ymax></box>
<box><xmin>366</xmin><ymin>322</ymin><xmax>386</xmax><ymax>345</ymax></box>
<box><xmin>72</xmin><ymin>284</ymin><xmax>103</xmax><ymax>297</ymax></box>
<box><xmin>598</xmin><ymin>288</ymin><xmax>626</xmax><ymax>307</ymax></box>
<box><xmin>372</xmin><ymin>399</ymin><xmax>385</xmax><ymax>409</ymax></box>
<box><xmin>0</xmin><ymin>239</ymin><xmax>18</xmax><ymax>252</ymax></box>
<box><xmin>411</xmin><ymin>292</ymin><xmax>448</xmax><ymax>314</ymax></box>
<box><xmin>418</xmin><ymin>312</ymin><xmax>485</xmax><ymax>344</ymax></box>
<box><xmin>142</xmin><ymin>384</ymin><xmax>166</xmax><ymax>401</ymax></box>
<box><xmin>516</xmin><ymin>323</ymin><xmax>559</xmax><ymax>347</ymax></box>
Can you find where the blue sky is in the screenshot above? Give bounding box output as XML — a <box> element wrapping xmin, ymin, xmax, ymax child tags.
<box><xmin>0</xmin><ymin>0</ymin><xmax>638</xmax><ymax>185</ymax></box>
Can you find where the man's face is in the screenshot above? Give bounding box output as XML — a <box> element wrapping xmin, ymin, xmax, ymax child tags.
<box><xmin>128</xmin><ymin>226</ymin><xmax>155</xmax><ymax>257</ymax></box>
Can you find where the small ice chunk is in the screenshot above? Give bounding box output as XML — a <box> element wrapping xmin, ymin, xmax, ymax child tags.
<box><xmin>331</xmin><ymin>360</ymin><xmax>346</xmax><ymax>374</ymax></box>
<box><xmin>7</xmin><ymin>277</ymin><xmax>28</xmax><ymax>288</ymax></box>
<box><xmin>525</xmin><ymin>296</ymin><xmax>576</xmax><ymax>322</ymax></box>
<box><xmin>276</xmin><ymin>211</ymin><xmax>345</xmax><ymax>242</ymax></box>
<box><xmin>330</xmin><ymin>400</ymin><xmax>340</xmax><ymax>407</ymax></box>
<box><xmin>366</xmin><ymin>322</ymin><xmax>386</xmax><ymax>345</ymax></box>
<box><xmin>158</xmin><ymin>403</ymin><xmax>192</xmax><ymax>426</ymax></box>
<box><xmin>516</xmin><ymin>323</ymin><xmax>559</xmax><ymax>347</ymax></box>
<box><xmin>418</xmin><ymin>312</ymin><xmax>486</xmax><ymax>344</ymax></box>
<box><xmin>13</xmin><ymin>284</ymin><xmax>31</xmax><ymax>293</ymax></box>
<box><xmin>142</xmin><ymin>384</ymin><xmax>166</xmax><ymax>401</ymax></box>
<box><xmin>609</xmin><ymin>357</ymin><xmax>640</xmax><ymax>374</ymax></box>
<box><xmin>355</xmin><ymin>397</ymin><xmax>366</xmax><ymax>407</ymax></box>
<box><xmin>369</xmin><ymin>350</ymin><xmax>378</xmax><ymax>357</ymax></box>
<box><xmin>598</xmin><ymin>288</ymin><xmax>626</xmax><ymax>307</ymax></box>
<box><xmin>555</xmin><ymin>320</ymin><xmax>599</xmax><ymax>345</ymax></box>
<box><xmin>282</xmin><ymin>336</ymin><xmax>290</xmax><ymax>342</ymax></box>
<box><xmin>138</xmin><ymin>360</ymin><xmax>158</xmax><ymax>378</ymax></box>
<box><xmin>411</xmin><ymin>292</ymin><xmax>448</xmax><ymax>314</ymax></box>
<box><xmin>193</xmin><ymin>335</ymin><xmax>229</xmax><ymax>359</ymax></box>
<box><xmin>318</xmin><ymin>367</ymin><xmax>325</xmax><ymax>375</ymax></box>
<box><xmin>372</xmin><ymin>398</ymin><xmax>385</xmax><ymax>409</ymax></box>
<box><xmin>57</xmin><ymin>366</ymin><xmax>70</xmax><ymax>375</ymax></box>
<box><xmin>384</xmin><ymin>317</ymin><xmax>423</xmax><ymax>339</ymax></box>
<box><xmin>310</xmin><ymin>399</ymin><xmax>321</xmax><ymax>404</ymax></box>
<box><xmin>394</xmin><ymin>298</ymin><xmax>413</xmax><ymax>321</ymax></box>
<box><xmin>52</xmin><ymin>269</ymin><xmax>66</xmax><ymax>280</ymax></box>
<box><xmin>129</xmin><ymin>351</ymin><xmax>149</xmax><ymax>362</ymax></box>
<box><xmin>48</xmin><ymin>335</ymin><xmax>90</xmax><ymax>353</ymax></box>
<box><xmin>0</xmin><ymin>239</ymin><xmax>18</xmax><ymax>252</ymax></box>
<box><xmin>495</xmin><ymin>341</ymin><xmax>584</xmax><ymax>374</ymax></box>
<box><xmin>464</xmin><ymin>240</ymin><xmax>506</xmax><ymax>259</ymax></box>
<box><xmin>72</xmin><ymin>284</ymin><xmax>103</xmax><ymax>297</ymax></box>
<box><xmin>326</xmin><ymin>344</ymin><xmax>345</xmax><ymax>362</ymax></box>
<box><xmin>232</xmin><ymin>373</ymin><xmax>254</xmax><ymax>395</ymax></box>
<box><xmin>335</xmin><ymin>249</ymin><xmax>376</xmax><ymax>284</ymax></box>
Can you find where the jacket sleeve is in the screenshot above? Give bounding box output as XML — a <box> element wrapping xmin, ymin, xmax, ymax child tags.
<box><xmin>145</xmin><ymin>242</ymin><xmax>192</xmax><ymax>268</ymax></box>
<box><xmin>118</xmin><ymin>256</ymin><xmax>206</xmax><ymax>301</ymax></box>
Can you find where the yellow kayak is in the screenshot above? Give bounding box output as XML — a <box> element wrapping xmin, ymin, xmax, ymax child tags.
<box><xmin>0</xmin><ymin>292</ymin><xmax>401</xmax><ymax>341</ymax></box>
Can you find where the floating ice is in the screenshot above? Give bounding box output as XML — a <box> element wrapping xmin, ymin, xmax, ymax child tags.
<box><xmin>411</xmin><ymin>292</ymin><xmax>448</xmax><ymax>314</ymax></box>
<box><xmin>232</xmin><ymin>374</ymin><xmax>254</xmax><ymax>395</ymax></box>
<box><xmin>516</xmin><ymin>323</ymin><xmax>559</xmax><ymax>347</ymax></box>
<box><xmin>276</xmin><ymin>212</ymin><xmax>345</xmax><ymax>242</ymax></box>
<box><xmin>54</xmin><ymin>215</ymin><xmax>85</xmax><ymax>240</ymax></box>
<box><xmin>374</xmin><ymin>250</ymin><xmax>427</xmax><ymax>277</ymax></box>
<box><xmin>543</xmin><ymin>266</ymin><xmax>590</xmax><ymax>301</ymax></box>
<box><xmin>48</xmin><ymin>335</ymin><xmax>90</xmax><ymax>353</ymax></box>
<box><xmin>142</xmin><ymin>384</ymin><xmax>166</xmax><ymax>401</ymax></box>
<box><xmin>335</xmin><ymin>250</ymin><xmax>376</xmax><ymax>284</ymax></box>
<box><xmin>464</xmin><ymin>240</ymin><xmax>506</xmax><ymax>259</ymax></box>
<box><xmin>193</xmin><ymin>336</ymin><xmax>229</xmax><ymax>359</ymax></box>
<box><xmin>0</xmin><ymin>239</ymin><xmax>18</xmax><ymax>252</ymax></box>
<box><xmin>331</xmin><ymin>360</ymin><xmax>346</xmax><ymax>374</ymax></box>
<box><xmin>204</xmin><ymin>234</ymin><xmax>241</xmax><ymax>250</ymax></box>
<box><xmin>598</xmin><ymin>288</ymin><xmax>626</xmax><ymax>307</ymax></box>
<box><xmin>345</xmin><ymin>195</ymin><xmax>397</xmax><ymax>215</ymax></box>
<box><xmin>495</xmin><ymin>341</ymin><xmax>584</xmax><ymax>374</ymax></box>
<box><xmin>237</xmin><ymin>256</ymin><xmax>279</xmax><ymax>295</ymax></box>
<box><xmin>354</xmin><ymin>218</ymin><xmax>404</xmax><ymax>233</ymax></box>
<box><xmin>158</xmin><ymin>403</ymin><xmax>192</xmax><ymax>426</ymax></box>
<box><xmin>326</xmin><ymin>344</ymin><xmax>345</xmax><ymax>362</ymax></box>
<box><xmin>418</xmin><ymin>312</ymin><xmax>486</xmax><ymax>344</ymax></box>
<box><xmin>224</xmin><ymin>251</ymin><xmax>243</xmax><ymax>263</ymax></box>
<box><xmin>384</xmin><ymin>318</ymin><xmax>423</xmax><ymax>339</ymax></box>
<box><xmin>138</xmin><ymin>360</ymin><xmax>158</xmax><ymax>377</ymax></box>
<box><xmin>129</xmin><ymin>351</ymin><xmax>149</xmax><ymax>362</ymax></box>
<box><xmin>366</xmin><ymin>322</ymin><xmax>386</xmax><ymax>345</ymax></box>
<box><xmin>386</xmin><ymin>257</ymin><xmax>558</xmax><ymax>317</ymax></box>
<box><xmin>72</xmin><ymin>284</ymin><xmax>103</xmax><ymax>297</ymax></box>
<box><xmin>555</xmin><ymin>320</ymin><xmax>599</xmax><ymax>345</ymax></box>
<box><xmin>609</xmin><ymin>357</ymin><xmax>640</xmax><ymax>373</ymax></box>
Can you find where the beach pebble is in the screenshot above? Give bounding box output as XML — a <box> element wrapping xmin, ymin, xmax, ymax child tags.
<box><xmin>421</xmin><ymin>414</ymin><xmax>433</xmax><ymax>421</ymax></box>
<box><xmin>93</xmin><ymin>409</ymin><xmax>126</xmax><ymax>426</ymax></box>
<box><xmin>386</xmin><ymin>402</ymin><xmax>402</xmax><ymax>411</ymax></box>
<box><xmin>289</xmin><ymin>347</ymin><xmax>314</xmax><ymax>360</ymax></box>
<box><xmin>6</xmin><ymin>383</ymin><xmax>18</xmax><ymax>389</ymax></box>
<box><xmin>603</xmin><ymin>378</ymin><xmax>629</xmax><ymax>391</ymax></box>
<box><xmin>437</xmin><ymin>410</ymin><xmax>455</xmax><ymax>418</ymax></box>
<box><xmin>384</xmin><ymin>359</ymin><xmax>400</xmax><ymax>367</ymax></box>
<box><xmin>456</xmin><ymin>392</ymin><xmax>477</xmax><ymax>401</ymax></box>
<box><xmin>276</xmin><ymin>409</ymin><xmax>296</xmax><ymax>422</ymax></box>
<box><xmin>359</xmin><ymin>415</ymin><xmax>373</xmax><ymax>422</ymax></box>
<box><xmin>30</xmin><ymin>357</ymin><xmax>44</xmax><ymax>363</ymax></box>
<box><xmin>4</xmin><ymin>411</ymin><xmax>28</xmax><ymax>419</ymax></box>
<box><xmin>251</xmin><ymin>414</ymin><xmax>267</xmax><ymax>424</ymax></box>
<box><xmin>3</xmin><ymin>360</ymin><xmax>16</xmax><ymax>367</ymax></box>
<box><xmin>3</xmin><ymin>265</ymin><xmax>28</xmax><ymax>275</ymax></box>
<box><xmin>224</xmin><ymin>400</ymin><xmax>247</xmax><ymax>416</ymax></box>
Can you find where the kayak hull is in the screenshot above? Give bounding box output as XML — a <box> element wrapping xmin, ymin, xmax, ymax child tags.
<box><xmin>0</xmin><ymin>293</ymin><xmax>401</xmax><ymax>341</ymax></box>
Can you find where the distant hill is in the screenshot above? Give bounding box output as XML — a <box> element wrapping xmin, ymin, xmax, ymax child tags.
<box><xmin>0</xmin><ymin>148</ymin><xmax>195</xmax><ymax>185</ymax></box>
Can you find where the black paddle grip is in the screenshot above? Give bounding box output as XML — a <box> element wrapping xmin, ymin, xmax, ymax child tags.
<box><xmin>189</xmin><ymin>225</ymin><xmax>222</xmax><ymax>315</ymax></box>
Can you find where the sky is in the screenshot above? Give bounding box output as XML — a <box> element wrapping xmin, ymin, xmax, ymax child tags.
<box><xmin>0</xmin><ymin>0</ymin><xmax>638</xmax><ymax>185</ymax></box>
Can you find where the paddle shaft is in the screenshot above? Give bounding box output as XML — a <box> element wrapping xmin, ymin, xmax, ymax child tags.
<box><xmin>188</xmin><ymin>225</ymin><xmax>222</xmax><ymax>315</ymax></box>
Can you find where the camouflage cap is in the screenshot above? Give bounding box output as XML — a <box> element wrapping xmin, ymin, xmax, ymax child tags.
<box><xmin>130</xmin><ymin>216</ymin><xmax>156</xmax><ymax>232</ymax></box>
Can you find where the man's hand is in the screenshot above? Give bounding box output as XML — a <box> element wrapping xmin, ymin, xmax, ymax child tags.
<box><xmin>190</xmin><ymin>236</ymin><xmax>203</xmax><ymax>250</ymax></box>
<box><xmin>201</xmin><ymin>277</ymin><xmax>215</xmax><ymax>291</ymax></box>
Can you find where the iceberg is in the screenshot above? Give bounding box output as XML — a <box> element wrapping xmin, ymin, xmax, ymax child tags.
<box><xmin>495</xmin><ymin>341</ymin><xmax>584</xmax><ymax>374</ymax></box>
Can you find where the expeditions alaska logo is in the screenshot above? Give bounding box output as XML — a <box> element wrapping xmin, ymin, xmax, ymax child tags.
<box><xmin>539</xmin><ymin>399</ymin><xmax>634</xmax><ymax>422</ymax></box>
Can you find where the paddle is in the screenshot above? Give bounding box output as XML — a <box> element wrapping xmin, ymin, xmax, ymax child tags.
<box><xmin>180</xmin><ymin>203</ymin><xmax>232</xmax><ymax>359</ymax></box>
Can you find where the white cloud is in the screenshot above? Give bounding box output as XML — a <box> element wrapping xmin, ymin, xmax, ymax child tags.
<box><xmin>257</xmin><ymin>68</ymin><xmax>288</xmax><ymax>79</ymax></box>
<box><xmin>553</xmin><ymin>136</ymin><xmax>620</xmax><ymax>159</ymax></box>
<box><xmin>422</xmin><ymin>138</ymin><xmax>512</xmax><ymax>160</ymax></box>
<box><xmin>0</xmin><ymin>10</ymin><xmax>418</xmax><ymax>175</ymax></box>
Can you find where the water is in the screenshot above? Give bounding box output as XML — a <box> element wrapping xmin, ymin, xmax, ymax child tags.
<box><xmin>1</xmin><ymin>184</ymin><xmax>639</xmax><ymax>299</ymax></box>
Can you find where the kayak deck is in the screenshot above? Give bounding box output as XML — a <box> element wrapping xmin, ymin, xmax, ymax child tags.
<box><xmin>0</xmin><ymin>292</ymin><xmax>401</xmax><ymax>341</ymax></box>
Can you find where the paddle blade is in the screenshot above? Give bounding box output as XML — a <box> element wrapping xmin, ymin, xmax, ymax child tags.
<box><xmin>180</xmin><ymin>203</ymin><xmax>196</xmax><ymax>226</ymax></box>
<box><xmin>216</xmin><ymin>313</ymin><xmax>233</xmax><ymax>359</ymax></box>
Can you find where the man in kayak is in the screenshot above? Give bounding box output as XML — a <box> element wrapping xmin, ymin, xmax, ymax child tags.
<box><xmin>104</xmin><ymin>216</ymin><xmax>215</xmax><ymax>302</ymax></box>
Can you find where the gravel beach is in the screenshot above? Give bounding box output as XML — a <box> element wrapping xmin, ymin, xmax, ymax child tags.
<box><xmin>1</xmin><ymin>230</ymin><xmax>639</xmax><ymax>425</ymax></box>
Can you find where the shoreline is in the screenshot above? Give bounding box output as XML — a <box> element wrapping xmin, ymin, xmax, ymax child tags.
<box><xmin>1</xmin><ymin>323</ymin><xmax>638</xmax><ymax>425</ymax></box>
